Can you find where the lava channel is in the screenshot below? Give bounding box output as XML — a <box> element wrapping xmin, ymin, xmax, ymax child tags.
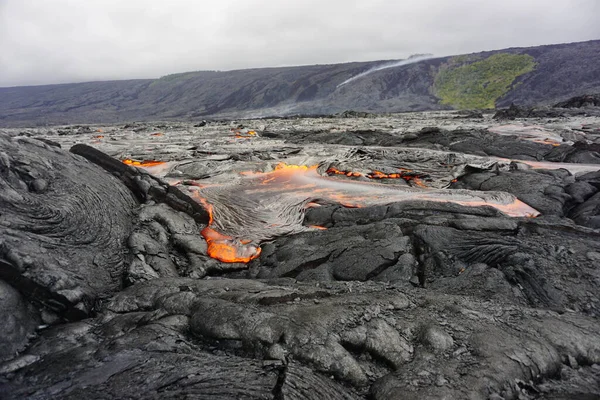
<box><xmin>190</xmin><ymin>163</ymin><xmax>539</xmax><ymax>263</ymax></box>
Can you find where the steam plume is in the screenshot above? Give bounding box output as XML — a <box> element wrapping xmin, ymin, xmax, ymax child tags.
<box><xmin>337</xmin><ymin>54</ymin><xmax>435</xmax><ymax>88</ymax></box>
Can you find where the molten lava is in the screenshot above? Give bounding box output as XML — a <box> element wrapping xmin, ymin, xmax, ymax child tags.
<box><xmin>232</xmin><ymin>129</ymin><xmax>258</xmax><ymax>139</ymax></box>
<box><xmin>326</xmin><ymin>167</ymin><xmax>362</xmax><ymax>178</ymax></box>
<box><xmin>367</xmin><ymin>169</ymin><xmax>427</xmax><ymax>187</ymax></box>
<box><xmin>308</xmin><ymin>225</ymin><xmax>328</xmax><ymax>230</ymax></box>
<box><xmin>193</xmin><ymin>195</ymin><xmax>263</xmax><ymax>263</ymax></box>
<box><xmin>122</xmin><ymin>159</ymin><xmax>167</xmax><ymax>167</ymax></box>
<box><xmin>532</xmin><ymin>139</ymin><xmax>561</xmax><ymax>147</ymax></box>
<box><xmin>326</xmin><ymin>166</ymin><xmax>428</xmax><ymax>187</ymax></box>
<box><xmin>201</xmin><ymin>227</ymin><xmax>262</xmax><ymax>263</ymax></box>
<box><xmin>192</xmin><ymin>163</ymin><xmax>540</xmax><ymax>263</ymax></box>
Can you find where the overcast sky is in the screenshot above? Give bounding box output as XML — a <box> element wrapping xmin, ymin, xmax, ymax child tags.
<box><xmin>1</xmin><ymin>0</ymin><xmax>598</xmax><ymax>87</ymax></box>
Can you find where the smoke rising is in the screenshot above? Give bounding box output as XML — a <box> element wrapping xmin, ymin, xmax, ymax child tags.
<box><xmin>337</xmin><ymin>54</ymin><xmax>435</xmax><ymax>88</ymax></box>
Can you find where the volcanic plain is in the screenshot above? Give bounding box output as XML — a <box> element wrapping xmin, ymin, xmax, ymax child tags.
<box><xmin>1</xmin><ymin>104</ymin><xmax>600</xmax><ymax>399</ymax></box>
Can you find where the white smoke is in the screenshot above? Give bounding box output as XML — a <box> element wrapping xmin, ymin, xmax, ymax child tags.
<box><xmin>336</xmin><ymin>54</ymin><xmax>435</xmax><ymax>88</ymax></box>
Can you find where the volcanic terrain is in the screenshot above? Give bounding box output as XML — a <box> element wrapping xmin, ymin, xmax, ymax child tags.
<box><xmin>1</xmin><ymin>101</ymin><xmax>600</xmax><ymax>399</ymax></box>
<box><xmin>1</xmin><ymin>40</ymin><xmax>600</xmax><ymax>127</ymax></box>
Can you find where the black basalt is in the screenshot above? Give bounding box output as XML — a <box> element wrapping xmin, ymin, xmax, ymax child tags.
<box><xmin>0</xmin><ymin>135</ymin><xmax>138</xmax><ymax>319</ymax></box>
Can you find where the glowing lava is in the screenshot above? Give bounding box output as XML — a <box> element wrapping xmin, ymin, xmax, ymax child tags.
<box><xmin>326</xmin><ymin>167</ymin><xmax>363</xmax><ymax>178</ymax></box>
<box><xmin>192</xmin><ymin>162</ymin><xmax>539</xmax><ymax>263</ymax></box>
<box><xmin>201</xmin><ymin>226</ymin><xmax>262</xmax><ymax>263</ymax></box>
<box><xmin>232</xmin><ymin>129</ymin><xmax>258</xmax><ymax>139</ymax></box>
<box><xmin>193</xmin><ymin>195</ymin><xmax>262</xmax><ymax>263</ymax></box>
<box><xmin>326</xmin><ymin>166</ymin><xmax>427</xmax><ymax>186</ymax></box>
<box><xmin>122</xmin><ymin>159</ymin><xmax>167</xmax><ymax>167</ymax></box>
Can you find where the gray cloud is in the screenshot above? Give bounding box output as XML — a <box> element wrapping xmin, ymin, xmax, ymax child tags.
<box><xmin>1</xmin><ymin>0</ymin><xmax>599</xmax><ymax>86</ymax></box>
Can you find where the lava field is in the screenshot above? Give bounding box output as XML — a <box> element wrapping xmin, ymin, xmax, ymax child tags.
<box><xmin>1</xmin><ymin>108</ymin><xmax>600</xmax><ymax>399</ymax></box>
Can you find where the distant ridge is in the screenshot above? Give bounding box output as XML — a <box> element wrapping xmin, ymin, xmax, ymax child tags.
<box><xmin>1</xmin><ymin>40</ymin><xmax>599</xmax><ymax>127</ymax></box>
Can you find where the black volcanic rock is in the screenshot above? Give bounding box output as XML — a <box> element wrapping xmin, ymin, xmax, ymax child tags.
<box><xmin>0</xmin><ymin>135</ymin><xmax>138</xmax><ymax>319</ymax></box>
<box><xmin>0</xmin><ymin>280</ymin><xmax>39</xmax><ymax>361</ymax></box>
<box><xmin>493</xmin><ymin>103</ymin><xmax>568</xmax><ymax>120</ymax></box>
<box><xmin>70</xmin><ymin>144</ymin><xmax>210</xmax><ymax>224</ymax></box>
<box><xmin>555</xmin><ymin>93</ymin><xmax>600</xmax><ymax>108</ymax></box>
<box><xmin>7</xmin><ymin>275</ymin><xmax>597</xmax><ymax>399</ymax></box>
<box><xmin>454</xmin><ymin>169</ymin><xmax>571</xmax><ymax>216</ymax></box>
<box><xmin>255</xmin><ymin>221</ymin><xmax>412</xmax><ymax>281</ymax></box>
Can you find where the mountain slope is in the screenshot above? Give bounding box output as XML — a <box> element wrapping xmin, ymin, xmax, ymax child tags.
<box><xmin>1</xmin><ymin>40</ymin><xmax>599</xmax><ymax>126</ymax></box>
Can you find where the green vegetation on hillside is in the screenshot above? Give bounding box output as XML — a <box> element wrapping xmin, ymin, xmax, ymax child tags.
<box><xmin>433</xmin><ymin>53</ymin><xmax>536</xmax><ymax>109</ymax></box>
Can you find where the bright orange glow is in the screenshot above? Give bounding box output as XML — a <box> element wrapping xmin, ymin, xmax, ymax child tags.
<box><xmin>531</xmin><ymin>139</ymin><xmax>561</xmax><ymax>147</ymax></box>
<box><xmin>195</xmin><ymin>196</ymin><xmax>214</xmax><ymax>225</ymax></box>
<box><xmin>326</xmin><ymin>167</ymin><xmax>363</xmax><ymax>177</ymax></box>
<box><xmin>186</xmin><ymin>163</ymin><xmax>539</xmax><ymax>262</ymax></box>
<box><xmin>201</xmin><ymin>227</ymin><xmax>261</xmax><ymax>263</ymax></box>
<box><xmin>122</xmin><ymin>159</ymin><xmax>167</xmax><ymax>167</ymax></box>
<box><xmin>326</xmin><ymin>166</ymin><xmax>427</xmax><ymax>187</ymax></box>
<box><xmin>190</xmin><ymin>163</ymin><xmax>540</xmax><ymax>264</ymax></box>
<box><xmin>93</xmin><ymin>135</ymin><xmax>105</xmax><ymax>139</ymax></box>
<box><xmin>367</xmin><ymin>170</ymin><xmax>427</xmax><ymax>187</ymax></box>
<box><xmin>150</xmin><ymin>132</ymin><xmax>164</xmax><ymax>136</ymax></box>
<box><xmin>308</xmin><ymin>225</ymin><xmax>328</xmax><ymax>230</ymax></box>
<box><xmin>274</xmin><ymin>162</ymin><xmax>317</xmax><ymax>171</ymax></box>
<box><xmin>190</xmin><ymin>191</ymin><xmax>262</xmax><ymax>263</ymax></box>
<box><xmin>232</xmin><ymin>129</ymin><xmax>258</xmax><ymax>138</ymax></box>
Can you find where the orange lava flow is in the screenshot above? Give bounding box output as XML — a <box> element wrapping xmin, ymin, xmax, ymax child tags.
<box><xmin>192</xmin><ymin>162</ymin><xmax>540</xmax><ymax>263</ymax></box>
<box><xmin>275</xmin><ymin>162</ymin><xmax>315</xmax><ymax>171</ymax></box>
<box><xmin>122</xmin><ymin>159</ymin><xmax>167</xmax><ymax>167</ymax></box>
<box><xmin>233</xmin><ymin>129</ymin><xmax>258</xmax><ymax>138</ymax></box>
<box><xmin>308</xmin><ymin>225</ymin><xmax>328</xmax><ymax>230</ymax></box>
<box><xmin>367</xmin><ymin>169</ymin><xmax>427</xmax><ymax>187</ymax></box>
<box><xmin>532</xmin><ymin>139</ymin><xmax>561</xmax><ymax>147</ymax></box>
<box><xmin>201</xmin><ymin>226</ymin><xmax>262</xmax><ymax>263</ymax></box>
<box><xmin>326</xmin><ymin>166</ymin><xmax>427</xmax><ymax>187</ymax></box>
<box><xmin>193</xmin><ymin>194</ymin><xmax>262</xmax><ymax>263</ymax></box>
<box><xmin>326</xmin><ymin>166</ymin><xmax>363</xmax><ymax>177</ymax></box>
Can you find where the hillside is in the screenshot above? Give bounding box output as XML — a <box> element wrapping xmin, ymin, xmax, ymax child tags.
<box><xmin>1</xmin><ymin>40</ymin><xmax>599</xmax><ymax>126</ymax></box>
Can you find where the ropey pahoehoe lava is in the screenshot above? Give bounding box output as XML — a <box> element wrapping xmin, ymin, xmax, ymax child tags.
<box><xmin>187</xmin><ymin>162</ymin><xmax>539</xmax><ymax>263</ymax></box>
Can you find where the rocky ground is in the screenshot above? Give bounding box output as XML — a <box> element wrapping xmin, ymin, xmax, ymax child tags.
<box><xmin>1</xmin><ymin>105</ymin><xmax>600</xmax><ymax>399</ymax></box>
